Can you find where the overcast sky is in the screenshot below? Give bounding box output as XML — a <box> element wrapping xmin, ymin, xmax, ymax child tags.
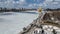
<box><xmin>0</xmin><ymin>0</ymin><xmax>60</xmax><ymax>9</ymax></box>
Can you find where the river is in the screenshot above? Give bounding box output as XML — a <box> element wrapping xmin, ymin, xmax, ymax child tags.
<box><xmin>0</xmin><ymin>11</ymin><xmax>38</xmax><ymax>34</ymax></box>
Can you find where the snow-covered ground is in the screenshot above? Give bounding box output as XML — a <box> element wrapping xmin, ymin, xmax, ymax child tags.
<box><xmin>0</xmin><ymin>11</ymin><xmax>38</xmax><ymax>34</ymax></box>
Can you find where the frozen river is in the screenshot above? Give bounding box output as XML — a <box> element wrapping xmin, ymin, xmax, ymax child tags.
<box><xmin>0</xmin><ymin>11</ymin><xmax>38</xmax><ymax>34</ymax></box>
